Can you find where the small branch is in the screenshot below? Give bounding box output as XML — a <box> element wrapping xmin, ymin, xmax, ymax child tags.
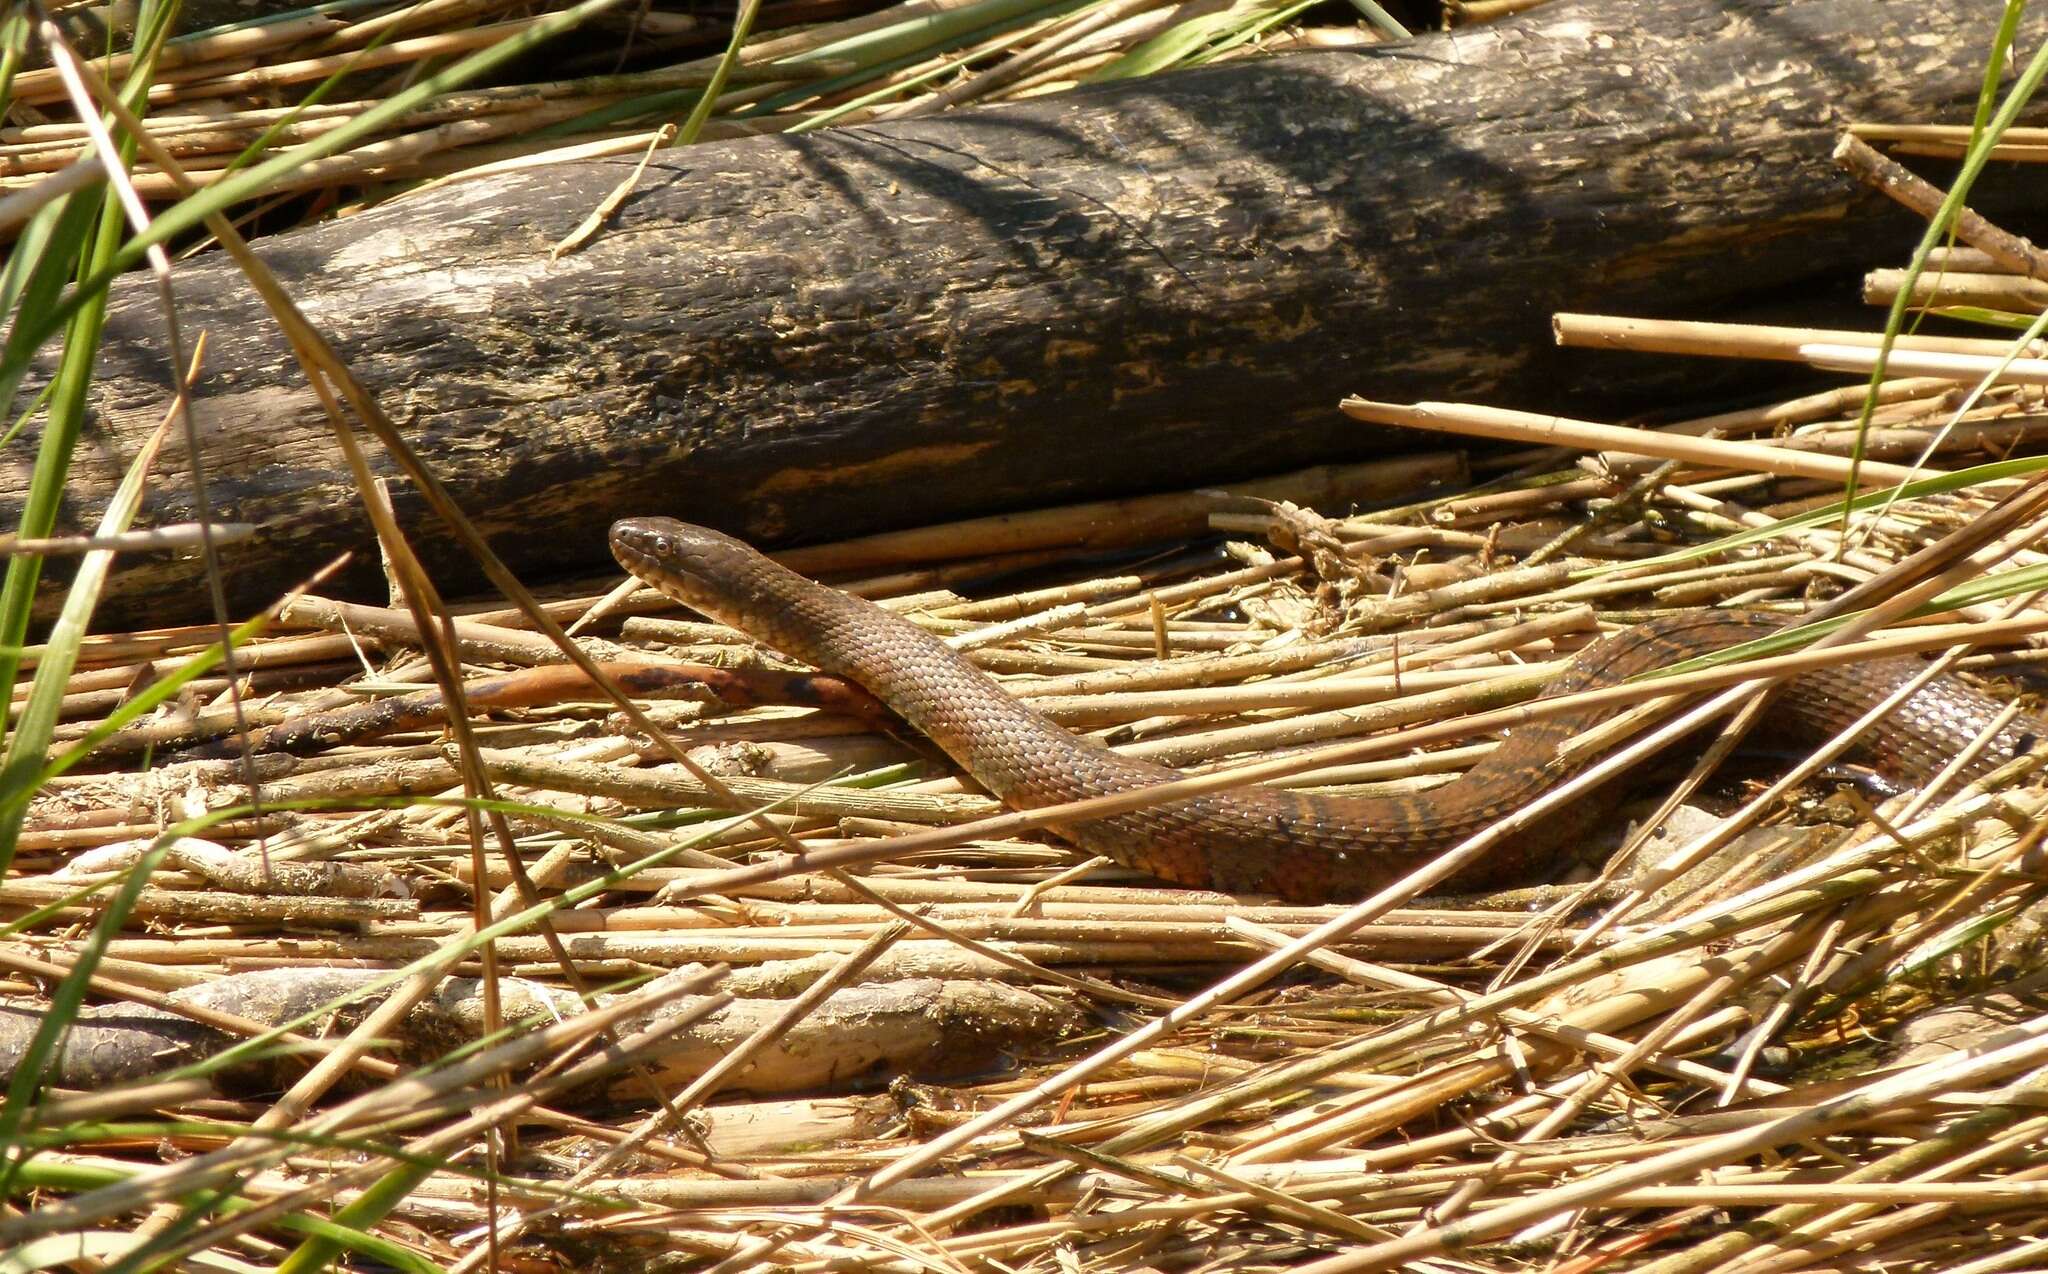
<box><xmin>1835</xmin><ymin>134</ymin><xmax>2048</xmax><ymax>281</ymax></box>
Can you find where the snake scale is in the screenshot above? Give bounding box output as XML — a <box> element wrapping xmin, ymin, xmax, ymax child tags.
<box><xmin>611</xmin><ymin>517</ymin><xmax>2038</xmax><ymax>902</ymax></box>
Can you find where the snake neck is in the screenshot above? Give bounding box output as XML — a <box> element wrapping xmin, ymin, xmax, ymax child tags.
<box><xmin>768</xmin><ymin>587</ymin><xmax>1176</xmax><ymax>800</ymax></box>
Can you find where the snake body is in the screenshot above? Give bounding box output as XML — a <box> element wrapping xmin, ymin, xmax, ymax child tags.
<box><xmin>611</xmin><ymin>517</ymin><xmax>2037</xmax><ymax>902</ymax></box>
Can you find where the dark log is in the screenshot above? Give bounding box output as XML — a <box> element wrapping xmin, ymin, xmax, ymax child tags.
<box><xmin>27</xmin><ymin>0</ymin><xmax>2048</xmax><ymax>624</ymax></box>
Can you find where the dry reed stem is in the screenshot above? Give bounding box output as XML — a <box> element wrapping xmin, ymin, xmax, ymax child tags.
<box><xmin>26</xmin><ymin>389</ymin><xmax>2048</xmax><ymax>1269</ymax></box>
<box><xmin>1836</xmin><ymin>135</ymin><xmax>2048</xmax><ymax>281</ymax></box>
<box><xmin>1803</xmin><ymin>342</ymin><xmax>2048</xmax><ymax>386</ymax></box>
<box><xmin>1342</xmin><ymin>397</ymin><xmax>1940</xmax><ymax>486</ymax></box>
<box><xmin>1553</xmin><ymin>312</ymin><xmax>2046</xmax><ymax>360</ymax></box>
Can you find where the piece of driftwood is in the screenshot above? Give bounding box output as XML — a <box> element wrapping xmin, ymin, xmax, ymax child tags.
<box><xmin>0</xmin><ymin>964</ymin><xmax>1080</xmax><ymax>1093</ymax></box>
<box><xmin>23</xmin><ymin>0</ymin><xmax>2048</xmax><ymax>623</ymax></box>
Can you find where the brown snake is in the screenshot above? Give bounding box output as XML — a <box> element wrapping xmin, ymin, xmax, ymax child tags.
<box><xmin>611</xmin><ymin>518</ymin><xmax>2039</xmax><ymax>902</ymax></box>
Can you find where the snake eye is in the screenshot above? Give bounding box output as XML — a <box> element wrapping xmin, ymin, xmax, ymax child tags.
<box><xmin>652</xmin><ymin>535</ymin><xmax>670</xmax><ymax>554</ymax></box>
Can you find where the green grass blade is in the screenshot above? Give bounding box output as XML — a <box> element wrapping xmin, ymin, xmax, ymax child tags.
<box><xmin>0</xmin><ymin>194</ymin><xmax>130</xmax><ymax>750</ymax></box>
<box><xmin>0</xmin><ymin>615</ymin><xmax>269</xmax><ymax>816</ymax></box>
<box><xmin>677</xmin><ymin>0</ymin><xmax>768</xmax><ymax>143</ymax></box>
<box><xmin>0</xmin><ymin>839</ymin><xmax>173</xmax><ymax>1202</ymax></box>
<box><xmin>1572</xmin><ymin>453</ymin><xmax>2048</xmax><ymax>581</ymax></box>
<box><xmin>0</xmin><ymin>194</ymin><xmax>102</xmax><ymax>433</ymax></box>
<box><xmin>0</xmin><ymin>413</ymin><xmax>176</xmax><ymax>868</ymax></box>
<box><xmin>1844</xmin><ymin>3</ymin><xmax>2048</xmax><ymax>494</ymax></box>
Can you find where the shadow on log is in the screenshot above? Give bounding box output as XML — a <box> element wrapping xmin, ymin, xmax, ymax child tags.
<box><xmin>21</xmin><ymin>0</ymin><xmax>2048</xmax><ymax>624</ymax></box>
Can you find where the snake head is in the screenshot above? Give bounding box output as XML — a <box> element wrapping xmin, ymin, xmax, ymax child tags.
<box><xmin>609</xmin><ymin>517</ymin><xmax>771</xmax><ymax>622</ymax></box>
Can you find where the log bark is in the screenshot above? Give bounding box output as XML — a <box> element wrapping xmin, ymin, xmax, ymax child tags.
<box><xmin>23</xmin><ymin>0</ymin><xmax>2048</xmax><ymax>624</ymax></box>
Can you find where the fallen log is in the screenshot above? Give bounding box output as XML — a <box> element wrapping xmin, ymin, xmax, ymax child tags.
<box><xmin>25</xmin><ymin>0</ymin><xmax>2048</xmax><ymax>624</ymax></box>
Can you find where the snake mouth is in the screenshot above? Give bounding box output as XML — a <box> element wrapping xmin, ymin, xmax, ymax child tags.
<box><xmin>610</xmin><ymin>517</ymin><xmax>693</xmax><ymax>580</ymax></box>
<box><xmin>609</xmin><ymin>517</ymin><xmax>693</xmax><ymax>598</ymax></box>
<box><xmin>609</xmin><ymin>516</ymin><xmax>670</xmax><ymax>561</ymax></box>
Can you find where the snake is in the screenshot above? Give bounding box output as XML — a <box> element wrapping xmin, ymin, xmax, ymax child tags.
<box><xmin>611</xmin><ymin>517</ymin><xmax>2038</xmax><ymax>902</ymax></box>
